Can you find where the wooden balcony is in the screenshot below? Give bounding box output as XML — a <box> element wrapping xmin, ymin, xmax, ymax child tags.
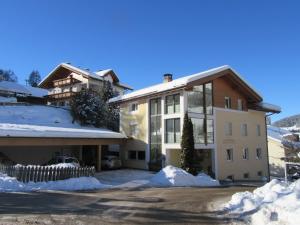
<box><xmin>47</xmin><ymin>91</ymin><xmax>75</xmax><ymax>100</ymax></box>
<box><xmin>53</xmin><ymin>77</ymin><xmax>81</xmax><ymax>88</ymax></box>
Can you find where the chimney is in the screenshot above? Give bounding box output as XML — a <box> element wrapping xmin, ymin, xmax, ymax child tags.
<box><xmin>163</xmin><ymin>73</ymin><xmax>173</xmax><ymax>83</ymax></box>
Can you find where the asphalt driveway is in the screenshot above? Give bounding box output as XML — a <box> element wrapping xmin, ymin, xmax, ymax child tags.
<box><xmin>0</xmin><ymin>186</ymin><xmax>254</xmax><ymax>225</ymax></box>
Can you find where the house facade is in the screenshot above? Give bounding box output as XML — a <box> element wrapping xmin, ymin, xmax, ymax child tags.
<box><xmin>39</xmin><ymin>63</ymin><xmax>132</xmax><ymax>106</ymax></box>
<box><xmin>111</xmin><ymin>66</ymin><xmax>281</xmax><ymax>181</ymax></box>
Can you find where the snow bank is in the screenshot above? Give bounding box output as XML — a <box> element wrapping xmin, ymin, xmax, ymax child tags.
<box><xmin>224</xmin><ymin>179</ymin><xmax>300</xmax><ymax>225</ymax></box>
<box><xmin>149</xmin><ymin>166</ymin><xmax>220</xmax><ymax>187</ymax></box>
<box><xmin>48</xmin><ymin>163</ymin><xmax>76</xmax><ymax>168</ymax></box>
<box><xmin>0</xmin><ymin>173</ymin><xmax>107</xmax><ymax>192</ymax></box>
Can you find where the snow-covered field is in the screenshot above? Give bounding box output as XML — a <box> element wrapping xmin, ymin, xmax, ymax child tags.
<box><xmin>223</xmin><ymin>179</ymin><xmax>300</xmax><ymax>225</ymax></box>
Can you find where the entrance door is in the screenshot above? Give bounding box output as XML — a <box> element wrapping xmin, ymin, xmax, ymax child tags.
<box><xmin>82</xmin><ymin>145</ymin><xmax>98</xmax><ymax>167</ymax></box>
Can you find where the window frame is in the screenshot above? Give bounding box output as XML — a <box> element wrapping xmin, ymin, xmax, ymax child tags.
<box><xmin>129</xmin><ymin>102</ymin><xmax>138</xmax><ymax>113</ymax></box>
<box><xmin>241</xmin><ymin>123</ymin><xmax>248</xmax><ymax>136</ymax></box>
<box><xmin>165</xmin><ymin>93</ymin><xmax>180</xmax><ymax>114</ymax></box>
<box><xmin>242</xmin><ymin>147</ymin><xmax>249</xmax><ymax>160</ymax></box>
<box><xmin>226</xmin><ymin>148</ymin><xmax>233</xmax><ymax>161</ymax></box>
<box><xmin>129</xmin><ymin>123</ymin><xmax>138</xmax><ymax>137</ymax></box>
<box><xmin>165</xmin><ymin>118</ymin><xmax>181</xmax><ymax>143</ymax></box>
<box><xmin>225</xmin><ymin>122</ymin><xmax>233</xmax><ymax>136</ymax></box>
<box><xmin>256</xmin><ymin>148</ymin><xmax>262</xmax><ymax>159</ymax></box>
<box><xmin>225</xmin><ymin>96</ymin><xmax>232</xmax><ymax>109</ymax></box>
<box><xmin>237</xmin><ymin>99</ymin><xmax>243</xmax><ymax>111</ymax></box>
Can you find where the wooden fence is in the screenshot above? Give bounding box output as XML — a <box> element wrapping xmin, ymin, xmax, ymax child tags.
<box><xmin>0</xmin><ymin>164</ymin><xmax>95</xmax><ymax>183</ymax></box>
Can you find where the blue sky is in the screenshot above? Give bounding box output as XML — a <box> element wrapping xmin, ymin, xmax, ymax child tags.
<box><xmin>0</xmin><ymin>0</ymin><xmax>299</xmax><ymax>122</ymax></box>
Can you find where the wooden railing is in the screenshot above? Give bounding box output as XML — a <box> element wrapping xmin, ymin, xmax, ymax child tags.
<box><xmin>47</xmin><ymin>91</ymin><xmax>75</xmax><ymax>100</ymax></box>
<box><xmin>0</xmin><ymin>164</ymin><xmax>95</xmax><ymax>183</ymax></box>
<box><xmin>53</xmin><ymin>77</ymin><xmax>80</xmax><ymax>87</ymax></box>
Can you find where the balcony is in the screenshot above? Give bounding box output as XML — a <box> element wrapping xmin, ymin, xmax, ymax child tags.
<box><xmin>53</xmin><ymin>77</ymin><xmax>81</xmax><ymax>88</ymax></box>
<box><xmin>47</xmin><ymin>91</ymin><xmax>75</xmax><ymax>100</ymax></box>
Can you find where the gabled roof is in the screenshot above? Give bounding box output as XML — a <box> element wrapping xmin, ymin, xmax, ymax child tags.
<box><xmin>110</xmin><ymin>65</ymin><xmax>263</xmax><ymax>103</ymax></box>
<box><xmin>39</xmin><ymin>63</ymin><xmax>133</xmax><ymax>90</ymax></box>
<box><xmin>0</xmin><ymin>81</ymin><xmax>48</xmax><ymax>98</ymax></box>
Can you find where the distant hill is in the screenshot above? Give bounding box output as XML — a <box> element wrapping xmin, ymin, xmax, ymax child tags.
<box><xmin>273</xmin><ymin>114</ymin><xmax>300</xmax><ymax>127</ymax></box>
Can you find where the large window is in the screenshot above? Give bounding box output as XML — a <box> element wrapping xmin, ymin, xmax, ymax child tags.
<box><xmin>191</xmin><ymin>118</ymin><xmax>205</xmax><ymax>144</ymax></box>
<box><xmin>188</xmin><ymin>85</ymin><xmax>204</xmax><ymax>114</ymax></box>
<box><xmin>150</xmin><ymin>98</ymin><xmax>162</xmax><ymax>163</ymax></box>
<box><xmin>187</xmin><ymin>82</ymin><xmax>213</xmax><ymax>115</ymax></box>
<box><xmin>165</xmin><ymin>118</ymin><xmax>181</xmax><ymax>143</ymax></box>
<box><xmin>205</xmin><ymin>83</ymin><xmax>213</xmax><ymax>114</ymax></box>
<box><xmin>165</xmin><ymin>94</ymin><xmax>180</xmax><ymax>114</ymax></box>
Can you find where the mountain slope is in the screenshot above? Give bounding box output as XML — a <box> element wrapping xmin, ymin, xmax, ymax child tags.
<box><xmin>273</xmin><ymin>114</ymin><xmax>300</xmax><ymax>127</ymax></box>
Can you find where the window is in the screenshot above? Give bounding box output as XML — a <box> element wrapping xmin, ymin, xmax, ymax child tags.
<box><xmin>138</xmin><ymin>151</ymin><xmax>146</xmax><ymax>160</ymax></box>
<box><xmin>187</xmin><ymin>82</ymin><xmax>213</xmax><ymax>115</ymax></box>
<box><xmin>241</xmin><ymin>123</ymin><xmax>248</xmax><ymax>136</ymax></box>
<box><xmin>150</xmin><ymin>98</ymin><xmax>162</xmax><ymax>163</ymax></box>
<box><xmin>237</xmin><ymin>99</ymin><xmax>243</xmax><ymax>111</ymax></box>
<box><xmin>128</xmin><ymin>150</ymin><xmax>137</xmax><ymax>160</ymax></box>
<box><xmin>128</xmin><ymin>151</ymin><xmax>146</xmax><ymax>160</ymax></box>
<box><xmin>207</xmin><ymin>119</ymin><xmax>214</xmax><ymax>144</ymax></box>
<box><xmin>226</xmin><ymin>148</ymin><xmax>233</xmax><ymax>161</ymax></box>
<box><xmin>243</xmin><ymin>173</ymin><xmax>249</xmax><ymax>179</ymax></box>
<box><xmin>129</xmin><ymin>124</ymin><xmax>138</xmax><ymax>137</ymax></box>
<box><xmin>227</xmin><ymin>175</ymin><xmax>234</xmax><ymax>181</ymax></box>
<box><xmin>191</xmin><ymin>118</ymin><xmax>205</xmax><ymax>144</ymax></box>
<box><xmin>257</xmin><ymin>125</ymin><xmax>261</xmax><ymax>136</ymax></box>
<box><xmin>242</xmin><ymin>148</ymin><xmax>249</xmax><ymax>160</ymax></box>
<box><xmin>225</xmin><ymin>122</ymin><xmax>233</xmax><ymax>136</ymax></box>
<box><xmin>165</xmin><ymin>94</ymin><xmax>180</xmax><ymax>114</ymax></box>
<box><xmin>165</xmin><ymin>118</ymin><xmax>181</xmax><ymax>143</ymax></box>
<box><xmin>257</xmin><ymin>171</ymin><xmax>263</xmax><ymax>177</ymax></box>
<box><xmin>205</xmin><ymin>83</ymin><xmax>213</xmax><ymax>114</ymax></box>
<box><xmin>188</xmin><ymin>85</ymin><xmax>204</xmax><ymax>114</ymax></box>
<box><xmin>129</xmin><ymin>103</ymin><xmax>138</xmax><ymax>112</ymax></box>
<box><xmin>225</xmin><ymin>97</ymin><xmax>231</xmax><ymax>109</ymax></box>
<box><xmin>256</xmin><ymin>148</ymin><xmax>262</xmax><ymax>159</ymax></box>
<box><xmin>59</xmin><ymin>101</ymin><xmax>65</xmax><ymax>106</ymax></box>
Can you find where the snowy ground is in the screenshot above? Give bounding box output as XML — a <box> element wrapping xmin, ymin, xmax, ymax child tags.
<box><xmin>222</xmin><ymin>179</ymin><xmax>300</xmax><ymax>225</ymax></box>
<box><xmin>0</xmin><ymin>166</ymin><xmax>220</xmax><ymax>192</ymax></box>
<box><xmin>96</xmin><ymin>166</ymin><xmax>220</xmax><ymax>188</ymax></box>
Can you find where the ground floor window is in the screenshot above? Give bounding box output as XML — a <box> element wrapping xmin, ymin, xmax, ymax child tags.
<box><xmin>127</xmin><ymin>150</ymin><xmax>146</xmax><ymax>160</ymax></box>
<box><xmin>243</xmin><ymin>173</ymin><xmax>249</xmax><ymax>179</ymax></box>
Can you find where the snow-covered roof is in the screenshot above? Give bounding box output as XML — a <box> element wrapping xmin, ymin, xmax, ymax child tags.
<box><xmin>110</xmin><ymin>65</ymin><xmax>262</xmax><ymax>103</ymax></box>
<box><xmin>0</xmin><ymin>81</ymin><xmax>48</xmax><ymax>98</ymax></box>
<box><xmin>0</xmin><ymin>105</ymin><xmax>126</xmax><ymax>139</ymax></box>
<box><xmin>39</xmin><ymin>63</ymin><xmax>133</xmax><ymax>90</ymax></box>
<box><xmin>268</xmin><ymin>125</ymin><xmax>291</xmax><ymax>142</ymax></box>
<box><xmin>256</xmin><ymin>102</ymin><xmax>281</xmax><ymax>113</ymax></box>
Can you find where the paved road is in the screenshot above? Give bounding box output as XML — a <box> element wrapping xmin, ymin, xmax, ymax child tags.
<box><xmin>0</xmin><ymin>186</ymin><xmax>254</xmax><ymax>225</ymax></box>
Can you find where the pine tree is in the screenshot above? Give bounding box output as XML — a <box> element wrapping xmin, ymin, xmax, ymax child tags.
<box><xmin>0</xmin><ymin>69</ymin><xmax>18</xmax><ymax>82</ymax></box>
<box><xmin>180</xmin><ymin>112</ymin><xmax>196</xmax><ymax>174</ymax></box>
<box><xmin>28</xmin><ymin>70</ymin><xmax>41</xmax><ymax>87</ymax></box>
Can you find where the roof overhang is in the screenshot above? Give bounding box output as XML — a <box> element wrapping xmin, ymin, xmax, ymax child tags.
<box><xmin>0</xmin><ymin>137</ymin><xmax>127</xmax><ymax>146</ymax></box>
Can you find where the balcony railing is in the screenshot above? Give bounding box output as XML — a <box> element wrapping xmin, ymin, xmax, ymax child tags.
<box><xmin>47</xmin><ymin>91</ymin><xmax>75</xmax><ymax>100</ymax></box>
<box><xmin>53</xmin><ymin>77</ymin><xmax>81</xmax><ymax>87</ymax></box>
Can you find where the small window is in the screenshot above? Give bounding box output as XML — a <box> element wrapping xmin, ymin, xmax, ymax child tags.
<box><xmin>243</xmin><ymin>173</ymin><xmax>249</xmax><ymax>179</ymax></box>
<box><xmin>137</xmin><ymin>151</ymin><xmax>145</xmax><ymax>160</ymax></box>
<box><xmin>129</xmin><ymin>103</ymin><xmax>138</xmax><ymax>112</ymax></box>
<box><xmin>257</xmin><ymin>171</ymin><xmax>263</xmax><ymax>177</ymax></box>
<box><xmin>226</xmin><ymin>148</ymin><xmax>233</xmax><ymax>161</ymax></box>
<box><xmin>256</xmin><ymin>148</ymin><xmax>262</xmax><ymax>159</ymax></box>
<box><xmin>128</xmin><ymin>150</ymin><xmax>137</xmax><ymax>160</ymax></box>
<box><xmin>225</xmin><ymin>97</ymin><xmax>231</xmax><ymax>109</ymax></box>
<box><xmin>227</xmin><ymin>175</ymin><xmax>234</xmax><ymax>181</ymax></box>
<box><xmin>129</xmin><ymin>124</ymin><xmax>138</xmax><ymax>137</ymax></box>
<box><xmin>225</xmin><ymin>122</ymin><xmax>233</xmax><ymax>136</ymax></box>
<box><xmin>242</xmin><ymin>148</ymin><xmax>249</xmax><ymax>160</ymax></box>
<box><xmin>237</xmin><ymin>99</ymin><xmax>243</xmax><ymax>111</ymax></box>
<box><xmin>257</xmin><ymin>125</ymin><xmax>261</xmax><ymax>136</ymax></box>
<box><xmin>241</xmin><ymin>124</ymin><xmax>248</xmax><ymax>136</ymax></box>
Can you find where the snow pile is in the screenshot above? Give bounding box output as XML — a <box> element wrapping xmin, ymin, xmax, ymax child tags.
<box><xmin>224</xmin><ymin>179</ymin><xmax>300</xmax><ymax>225</ymax></box>
<box><xmin>48</xmin><ymin>163</ymin><xmax>77</xmax><ymax>168</ymax></box>
<box><xmin>149</xmin><ymin>166</ymin><xmax>220</xmax><ymax>187</ymax></box>
<box><xmin>0</xmin><ymin>96</ymin><xmax>17</xmax><ymax>103</ymax></box>
<box><xmin>0</xmin><ymin>172</ymin><xmax>107</xmax><ymax>192</ymax></box>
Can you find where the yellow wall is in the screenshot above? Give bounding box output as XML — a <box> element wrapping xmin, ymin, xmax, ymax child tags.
<box><xmin>119</xmin><ymin>99</ymin><xmax>148</xmax><ymax>169</ymax></box>
<box><xmin>268</xmin><ymin>138</ymin><xmax>285</xmax><ymax>177</ymax></box>
<box><xmin>215</xmin><ymin>109</ymin><xmax>269</xmax><ymax>180</ymax></box>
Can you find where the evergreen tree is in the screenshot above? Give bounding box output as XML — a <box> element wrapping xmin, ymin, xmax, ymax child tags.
<box><xmin>100</xmin><ymin>80</ymin><xmax>117</xmax><ymax>102</ymax></box>
<box><xmin>180</xmin><ymin>112</ymin><xmax>196</xmax><ymax>174</ymax></box>
<box><xmin>0</xmin><ymin>69</ymin><xmax>18</xmax><ymax>82</ymax></box>
<box><xmin>28</xmin><ymin>70</ymin><xmax>41</xmax><ymax>87</ymax></box>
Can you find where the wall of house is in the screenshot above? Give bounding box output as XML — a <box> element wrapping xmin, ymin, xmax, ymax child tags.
<box><xmin>119</xmin><ymin>99</ymin><xmax>148</xmax><ymax>169</ymax></box>
<box><xmin>268</xmin><ymin>138</ymin><xmax>286</xmax><ymax>177</ymax></box>
<box><xmin>215</xmin><ymin>108</ymin><xmax>268</xmax><ymax>181</ymax></box>
<box><xmin>213</xmin><ymin>77</ymin><xmax>248</xmax><ymax>111</ymax></box>
<box><xmin>0</xmin><ymin>146</ymin><xmax>80</xmax><ymax>165</ymax></box>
